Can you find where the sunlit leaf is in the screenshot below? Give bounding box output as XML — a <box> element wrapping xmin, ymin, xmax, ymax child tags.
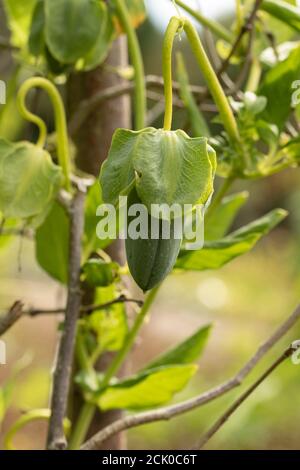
<box><xmin>205</xmin><ymin>192</ymin><xmax>249</xmax><ymax>241</ymax></box>
<box><xmin>143</xmin><ymin>325</ymin><xmax>212</xmax><ymax>370</ymax></box>
<box><xmin>177</xmin><ymin>209</ymin><xmax>287</xmax><ymax>271</ymax></box>
<box><xmin>97</xmin><ymin>365</ymin><xmax>197</xmax><ymax>411</ymax></box>
<box><xmin>261</xmin><ymin>0</ymin><xmax>300</xmax><ymax>31</ymax></box>
<box><xmin>3</xmin><ymin>0</ymin><xmax>37</xmax><ymax>48</ymax></box>
<box><xmin>260</xmin><ymin>0</ymin><xmax>298</xmax><ymax>42</ymax></box>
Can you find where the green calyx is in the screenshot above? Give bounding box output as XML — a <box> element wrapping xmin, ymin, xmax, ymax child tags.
<box><xmin>100</xmin><ymin>127</ymin><xmax>216</xmax><ymax>214</ymax></box>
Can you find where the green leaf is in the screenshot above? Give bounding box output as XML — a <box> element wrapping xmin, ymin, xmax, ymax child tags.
<box><xmin>35</xmin><ymin>201</ymin><xmax>69</xmax><ymax>283</ymax></box>
<box><xmin>261</xmin><ymin>0</ymin><xmax>300</xmax><ymax>31</ymax></box>
<box><xmin>259</xmin><ymin>46</ymin><xmax>300</xmax><ymax>130</ymax></box>
<box><xmin>82</xmin><ymin>259</ymin><xmax>119</xmax><ymax>287</ymax></box>
<box><xmin>3</xmin><ymin>0</ymin><xmax>37</xmax><ymax>48</ymax></box>
<box><xmin>97</xmin><ymin>365</ymin><xmax>197</xmax><ymax>411</ymax></box>
<box><xmin>99</xmin><ymin>128</ymin><xmax>138</xmax><ymax>206</ymax></box>
<box><xmin>260</xmin><ymin>0</ymin><xmax>298</xmax><ymax>43</ymax></box>
<box><xmin>28</xmin><ymin>0</ymin><xmax>45</xmax><ymax>57</ymax></box>
<box><xmin>87</xmin><ymin>285</ymin><xmax>128</xmax><ymax>353</ymax></box>
<box><xmin>177</xmin><ymin>209</ymin><xmax>287</xmax><ymax>271</ymax></box>
<box><xmin>143</xmin><ymin>325</ymin><xmax>212</xmax><ymax>370</ymax></box>
<box><xmin>80</xmin><ymin>2</ymin><xmax>115</xmax><ymax>71</ymax></box>
<box><xmin>0</xmin><ymin>139</ymin><xmax>62</xmax><ymax>220</ymax></box>
<box><xmin>205</xmin><ymin>192</ymin><xmax>249</xmax><ymax>241</ymax></box>
<box><xmin>83</xmin><ymin>182</ymin><xmax>112</xmax><ymax>259</ymax></box>
<box><xmin>100</xmin><ymin>128</ymin><xmax>216</xmax><ymax>213</ymax></box>
<box><xmin>176</xmin><ymin>52</ymin><xmax>210</xmax><ymax>138</ymax></box>
<box><xmin>45</xmin><ymin>0</ymin><xmax>105</xmax><ymax>64</ymax></box>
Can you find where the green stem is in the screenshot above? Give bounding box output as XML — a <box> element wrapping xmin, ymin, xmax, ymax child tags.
<box><xmin>17</xmin><ymin>77</ymin><xmax>71</xmax><ymax>191</ymax></box>
<box><xmin>175</xmin><ymin>0</ymin><xmax>233</xmax><ymax>43</ymax></box>
<box><xmin>69</xmin><ymin>286</ymin><xmax>160</xmax><ymax>449</ymax></box>
<box><xmin>114</xmin><ymin>0</ymin><xmax>146</xmax><ymax>130</ymax></box>
<box><xmin>183</xmin><ymin>19</ymin><xmax>240</xmax><ymax>144</ymax></box>
<box><xmin>68</xmin><ymin>403</ymin><xmax>95</xmax><ymax>450</ymax></box>
<box><xmin>163</xmin><ymin>17</ymin><xmax>240</xmax><ymax>142</ymax></box>
<box><xmin>163</xmin><ymin>16</ymin><xmax>183</xmax><ymax>130</ymax></box>
<box><xmin>101</xmin><ymin>286</ymin><xmax>160</xmax><ymax>388</ymax></box>
<box><xmin>68</xmin><ymin>332</ymin><xmax>99</xmax><ymax>450</ymax></box>
<box><xmin>245</xmin><ymin>56</ymin><xmax>261</xmax><ymax>93</ymax></box>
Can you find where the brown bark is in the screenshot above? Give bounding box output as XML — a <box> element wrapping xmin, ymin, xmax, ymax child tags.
<box><xmin>67</xmin><ymin>37</ymin><xmax>131</xmax><ymax>177</ymax></box>
<box><xmin>67</xmin><ymin>37</ymin><xmax>131</xmax><ymax>450</ymax></box>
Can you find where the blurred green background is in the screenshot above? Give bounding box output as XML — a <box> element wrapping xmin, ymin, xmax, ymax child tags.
<box><xmin>0</xmin><ymin>0</ymin><xmax>300</xmax><ymax>450</ymax></box>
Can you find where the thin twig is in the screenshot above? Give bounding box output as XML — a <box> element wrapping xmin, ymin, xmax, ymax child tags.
<box><xmin>81</xmin><ymin>303</ymin><xmax>300</xmax><ymax>450</ymax></box>
<box><xmin>230</xmin><ymin>7</ymin><xmax>259</xmax><ymax>95</ymax></box>
<box><xmin>26</xmin><ymin>296</ymin><xmax>144</xmax><ymax>317</ymax></box>
<box><xmin>196</xmin><ymin>0</ymin><xmax>262</xmax><ymax>107</ymax></box>
<box><xmin>46</xmin><ymin>190</ymin><xmax>85</xmax><ymax>450</ymax></box>
<box><xmin>147</xmin><ymin>90</ymin><xmax>184</xmax><ymax>108</ymax></box>
<box><xmin>204</xmin><ymin>29</ymin><xmax>237</xmax><ymax>94</ymax></box>
<box><xmin>82</xmin><ymin>297</ymin><xmax>144</xmax><ymax>313</ymax></box>
<box><xmin>196</xmin><ymin>343</ymin><xmax>299</xmax><ymax>449</ymax></box>
<box><xmin>0</xmin><ymin>302</ymin><xmax>23</xmax><ymax>337</ymax></box>
<box><xmin>146</xmin><ymin>75</ymin><xmax>205</xmax><ymax>95</ymax></box>
<box><xmin>68</xmin><ymin>76</ymin><xmax>206</xmax><ymax>136</ymax></box>
<box><xmin>0</xmin><ymin>297</ymin><xmax>143</xmax><ymax>336</ymax></box>
<box><xmin>217</xmin><ymin>0</ymin><xmax>263</xmax><ymax>78</ymax></box>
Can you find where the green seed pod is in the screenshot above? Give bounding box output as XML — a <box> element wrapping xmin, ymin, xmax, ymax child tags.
<box><xmin>125</xmin><ymin>188</ymin><xmax>181</xmax><ymax>292</ymax></box>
